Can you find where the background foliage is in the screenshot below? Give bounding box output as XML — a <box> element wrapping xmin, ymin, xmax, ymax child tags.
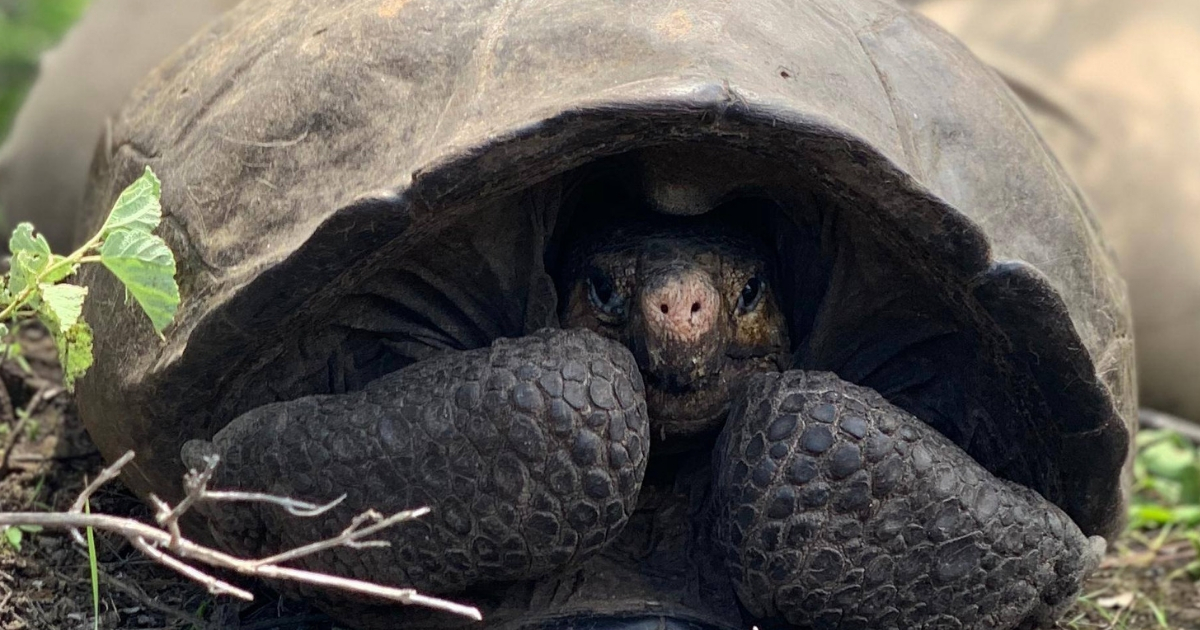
<box><xmin>0</xmin><ymin>0</ymin><xmax>90</xmax><ymax>141</ymax></box>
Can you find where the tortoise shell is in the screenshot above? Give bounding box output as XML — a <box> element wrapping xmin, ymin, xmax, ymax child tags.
<box><xmin>76</xmin><ymin>0</ymin><xmax>1133</xmax><ymax>541</ymax></box>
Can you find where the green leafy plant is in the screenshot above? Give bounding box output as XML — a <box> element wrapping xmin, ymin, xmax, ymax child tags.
<box><xmin>0</xmin><ymin>166</ymin><xmax>176</xmax><ymax>628</ymax></box>
<box><xmin>0</xmin><ymin>166</ymin><xmax>179</xmax><ymax>389</ymax></box>
<box><xmin>1129</xmin><ymin>429</ymin><xmax>1200</xmax><ymax>529</ymax></box>
<box><xmin>1</xmin><ymin>523</ymin><xmax>41</xmax><ymax>551</ymax></box>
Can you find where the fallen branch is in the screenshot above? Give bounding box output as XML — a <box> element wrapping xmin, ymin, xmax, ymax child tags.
<box><xmin>0</xmin><ymin>450</ymin><xmax>481</xmax><ymax>621</ymax></box>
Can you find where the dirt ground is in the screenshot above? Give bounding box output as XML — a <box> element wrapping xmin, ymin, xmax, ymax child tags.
<box><xmin>0</xmin><ymin>329</ymin><xmax>1196</xmax><ymax>630</ymax></box>
<box><xmin>0</xmin><ymin>328</ymin><xmax>339</xmax><ymax>630</ymax></box>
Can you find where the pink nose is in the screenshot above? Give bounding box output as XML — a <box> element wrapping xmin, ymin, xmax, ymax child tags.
<box><xmin>641</xmin><ymin>271</ymin><xmax>720</xmax><ymax>342</ymax></box>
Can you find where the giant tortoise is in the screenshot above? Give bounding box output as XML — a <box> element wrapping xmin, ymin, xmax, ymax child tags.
<box><xmin>75</xmin><ymin>1</ymin><xmax>1135</xmax><ymax>629</ymax></box>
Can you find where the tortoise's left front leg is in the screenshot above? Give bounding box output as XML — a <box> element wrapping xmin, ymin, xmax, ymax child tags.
<box><xmin>712</xmin><ymin>371</ymin><xmax>1103</xmax><ymax>630</ymax></box>
<box><xmin>180</xmin><ymin>329</ymin><xmax>649</xmax><ymax>601</ymax></box>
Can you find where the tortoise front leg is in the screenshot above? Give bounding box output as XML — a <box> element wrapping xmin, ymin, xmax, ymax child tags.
<box><xmin>181</xmin><ymin>328</ymin><xmax>649</xmax><ymax>598</ymax></box>
<box><xmin>713</xmin><ymin>371</ymin><xmax>1103</xmax><ymax>630</ymax></box>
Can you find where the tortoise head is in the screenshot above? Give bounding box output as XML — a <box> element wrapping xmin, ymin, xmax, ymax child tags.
<box><xmin>560</xmin><ymin>213</ymin><xmax>790</xmax><ymax>440</ymax></box>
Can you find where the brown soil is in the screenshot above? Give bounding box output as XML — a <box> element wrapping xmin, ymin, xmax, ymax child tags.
<box><xmin>1078</xmin><ymin>541</ymin><xmax>1200</xmax><ymax>630</ymax></box>
<box><xmin>0</xmin><ymin>328</ymin><xmax>1195</xmax><ymax>629</ymax></box>
<box><xmin>0</xmin><ymin>327</ymin><xmax>337</xmax><ymax>630</ymax></box>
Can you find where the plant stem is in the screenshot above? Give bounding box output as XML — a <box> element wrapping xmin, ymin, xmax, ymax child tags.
<box><xmin>0</xmin><ymin>286</ymin><xmax>39</xmax><ymax>324</ymax></box>
<box><xmin>0</xmin><ymin>236</ymin><xmax>104</xmax><ymax>323</ymax></box>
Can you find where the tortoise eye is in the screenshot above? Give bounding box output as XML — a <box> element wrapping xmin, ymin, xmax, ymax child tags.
<box><xmin>586</xmin><ymin>271</ymin><xmax>625</xmax><ymax>322</ymax></box>
<box><xmin>737</xmin><ymin>276</ymin><xmax>765</xmax><ymax>314</ymax></box>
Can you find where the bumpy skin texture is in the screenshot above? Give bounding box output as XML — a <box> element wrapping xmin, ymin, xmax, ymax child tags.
<box><xmin>183</xmin><ymin>326</ymin><xmax>1100</xmax><ymax>629</ymax></box>
<box><xmin>182</xmin><ymin>329</ymin><xmax>650</xmax><ymax>595</ymax></box>
<box><xmin>714</xmin><ymin>371</ymin><xmax>1102</xmax><ymax>630</ymax></box>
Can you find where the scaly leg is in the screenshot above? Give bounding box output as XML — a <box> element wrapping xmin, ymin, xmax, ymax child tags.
<box><xmin>713</xmin><ymin>371</ymin><xmax>1102</xmax><ymax>630</ymax></box>
<box><xmin>182</xmin><ymin>329</ymin><xmax>650</xmax><ymax>599</ymax></box>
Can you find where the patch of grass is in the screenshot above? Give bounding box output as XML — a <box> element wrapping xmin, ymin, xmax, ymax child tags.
<box><xmin>1144</xmin><ymin>597</ymin><xmax>1170</xmax><ymax>629</ymax></box>
<box><xmin>1130</xmin><ymin>429</ymin><xmax>1200</xmax><ymax>529</ymax></box>
<box><xmin>86</xmin><ymin>496</ymin><xmax>99</xmax><ymax>630</ymax></box>
<box><xmin>0</xmin><ymin>0</ymin><xmax>91</xmax><ymax>141</ymax></box>
<box><xmin>189</xmin><ymin>599</ymin><xmax>213</xmax><ymax>630</ymax></box>
<box><xmin>1069</xmin><ymin>590</ymin><xmax>1173</xmax><ymax>629</ymax></box>
<box><xmin>1069</xmin><ymin>429</ymin><xmax>1200</xmax><ymax>629</ymax></box>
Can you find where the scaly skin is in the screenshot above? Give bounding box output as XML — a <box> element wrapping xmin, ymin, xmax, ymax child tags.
<box><xmin>182</xmin><ymin>214</ymin><xmax>1102</xmax><ymax>630</ymax></box>
<box><xmin>714</xmin><ymin>371</ymin><xmax>1103</xmax><ymax>630</ymax></box>
<box><xmin>183</xmin><ymin>329</ymin><xmax>649</xmax><ymax>596</ymax></box>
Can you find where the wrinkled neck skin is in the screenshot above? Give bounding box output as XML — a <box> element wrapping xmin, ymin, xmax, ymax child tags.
<box><xmin>559</xmin><ymin>215</ymin><xmax>790</xmax><ymax>447</ymax></box>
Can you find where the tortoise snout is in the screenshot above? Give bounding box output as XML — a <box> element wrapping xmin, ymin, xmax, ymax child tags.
<box><xmin>640</xmin><ymin>271</ymin><xmax>720</xmax><ymax>343</ymax></box>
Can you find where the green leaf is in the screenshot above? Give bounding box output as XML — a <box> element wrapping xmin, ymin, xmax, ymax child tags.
<box><xmin>1136</xmin><ymin>429</ymin><xmax>1175</xmax><ymax>449</ymax></box>
<box><xmin>4</xmin><ymin>526</ymin><xmax>21</xmax><ymax>552</ymax></box>
<box><xmin>54</xmin><ymin>320</ymin><xmax>93</xmax><ymax>391</ymax></box>
<box><xmin>34</xmin><ymin>282</ymin><xmax>94</xmax><ymax>389</ymax></box>
<box><xmin>100</xmin><ymin>167</ymin><xmax>162</xmax><ymax>237</ymax></box>
<box><xmin>99</xmin><ymin>229</ymin><xmax>179</xmax><ymax>334</ymax></box>
<box><xmin>86</xmin><ymin>497</ymin><xmax>100</xmax><ymax>630</ymax></box>
<box><xmin>0</xmin><ymin>324</ymin><xmax>8</xmax><ymax>340</ymax></box>
<box><xmin>1170</xmin><ymin>505</ymin><xmax>1200</xmax><ymax>527</ymax></box>
<box><xmin>1130</xmin><ymin>503</ymin><xmax>1174</xmax><ymax>526</ymax></box>
<box><xmin>1129</xmin><ymin>503</ymin><xmax>1200</xmax><ymax>528</ymax></box>
<box><xmin>1140</xmin><ymin>440</ymin><xmax>1196</xmax><ymax>480</ymax></box>
<box><xmin>38</xmin><ymin>283</ymin><xmax>87</xmax><ymax>331</ymax></box>
<box><xmin>7</xmin><ymin>223</ymin><xmax>51</xmax><ymax>294</ymax></box>
<box><xmin>8</xmin><ymin>223</ymin><xmax>49</xmax><ymax>258</ymax></box>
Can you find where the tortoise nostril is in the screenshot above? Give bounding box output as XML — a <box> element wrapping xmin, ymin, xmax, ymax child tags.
<box><xmin>642</xmin><ymin>273</ymin><xmax>719</xmax><ymax>340</ymax></box>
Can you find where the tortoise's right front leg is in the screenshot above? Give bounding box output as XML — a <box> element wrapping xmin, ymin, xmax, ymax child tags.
<box><xmin>181</xmin><ymin>328</ymin><xmax>649</xmax><ymax>596</ymax></box>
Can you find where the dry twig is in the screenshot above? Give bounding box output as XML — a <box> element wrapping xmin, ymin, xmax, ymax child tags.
<box><xmin>0</xmin><ymin>376</ymin><xmax>14</xmax><ymax>428</ymax></box>
<box><xmin>0</xmin><ymin>450</ymin><xmax>481</xmax><ymax>621</ymax></box>
<box><xmin>0</xmin><ymin>414</ymin><xmax>30</xmax><ymax>477</ymax></box>
<box><xmin>0</xmin><ymin>384</ymin><xmax>64</xmax><ymax>476</ymax></box>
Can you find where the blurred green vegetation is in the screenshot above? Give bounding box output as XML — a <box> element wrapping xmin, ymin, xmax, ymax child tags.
<box><xmin>0</xmin><ymin>0</ymin><xmax>91</xmax><ymax>142</ymax></box>
<box><xmin>1131</xmin><ymin>429</ymin><xmax>1200</xmax><ymax>531</ymax></box>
